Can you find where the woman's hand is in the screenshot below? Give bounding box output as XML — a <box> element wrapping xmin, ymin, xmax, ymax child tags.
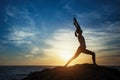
<box><xmin>75</xmin><ymin>31</ymin><xmax>78</xmax><ymax>37</ymax></box>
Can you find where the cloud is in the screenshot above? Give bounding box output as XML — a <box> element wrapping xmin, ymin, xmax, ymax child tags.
<box><xmin>1</xmin><ymin>5</ymin><xmax>47</xmax><ymax>60</ymax></box>
<box><xmin>6</xmin><ymin>25</ymin><xmax>40</xmax><ymax>46</ymax></box>
<box><xmin>4</xmin><ymin>5</ymin><xmax>36</xmax><ymax>26</ymax></box>
<box><xmin>3</xmin><ymin>6</ymin><xmax>40</xmax><ymax>46</ymax></box>
<box><xmin>43</xmin><ymin>28</ymin><xmax>78</xmax><ymax>58</ymax></box>
<box><xmin>25</xmin><ymin>47</ymin><xmax>43</xmax><ymax>57</ymax></box>
<box><xmin>76</xmin><ymin>11</ymin><xmax>101</xmax><ymax>20</ymax></box>
<box><xmin>82</xmin><ymin>22</ymin><xmax>120</xmax><ymax>64</ymax></box>
<box><xmin>101</xmin><ymin>21</ymin><xmax>120</xmax><ymax>33</ymax></box>
<box><xmin>45</xmin><ymin>28</ymin><xmax>78</xmax><ymax>49</ymax></box>
<box><xmin>5</xmin><ymin>6</ymin><xmax>28</xmax><ymax>17</ymax></box>
<box><xmin>31</xmin><ymin>47</ymin><xmax>41</xmax><ymax>54</ymax></box>
<box><xmin>25</xmin><ymin>54</ymin><xmax>34</xmax><ymax>58</ymax></box>
<box><xmin>62</xmin><ymin>0</ymin><xmax>120</xmax><ymax>26</ymax></box>
<box><xmin>5</xmin><ymin>6</ymin><xmax>17</xmax><ymax>17</ymax></box>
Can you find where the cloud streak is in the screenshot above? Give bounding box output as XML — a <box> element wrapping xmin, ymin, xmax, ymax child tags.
<box><xmin>0</xmin><ymin>5</ymin><xmax>46</xmax><ymax>62</ymax></box>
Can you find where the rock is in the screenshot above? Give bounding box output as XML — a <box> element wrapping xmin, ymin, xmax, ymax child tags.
<box><xmin>22</xmin><ymin>64</ymin><xmax>120</xmax><ymax>80</ymax></box>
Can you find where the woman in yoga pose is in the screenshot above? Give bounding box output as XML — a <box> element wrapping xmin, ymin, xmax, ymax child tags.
<box><xmin>65</xmin><ymin>18</ymin><xmax>96</xmax><ymax>67</ymax></box>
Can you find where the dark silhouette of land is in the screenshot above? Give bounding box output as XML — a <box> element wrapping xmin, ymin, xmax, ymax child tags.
<box><xmin>22</xmin><ymin>64</ymin><xmax>120</xmax><ymax>80</ymax></box>
<box><xmin>65</xmin><ymin>17</ymin><xmax>96</xmax><ymax>67</ymax></box>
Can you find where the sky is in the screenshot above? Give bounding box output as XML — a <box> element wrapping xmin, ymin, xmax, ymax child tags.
<box><xmin>0</xmin><ymin>0</ymin><xmax>120</xmax><ymax>66</ymax></box>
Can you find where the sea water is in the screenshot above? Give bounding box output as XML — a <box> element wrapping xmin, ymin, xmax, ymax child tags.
<box><xmin>0</xmin><ymin>66</ymin><xmax>54</xmax><ymax>80</ymax></box>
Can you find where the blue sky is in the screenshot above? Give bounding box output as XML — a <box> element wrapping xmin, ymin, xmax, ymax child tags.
<box><xmin>0</xmin><ymin>0</ymin><xmax>120</xmax><ymax>66</ymax></box>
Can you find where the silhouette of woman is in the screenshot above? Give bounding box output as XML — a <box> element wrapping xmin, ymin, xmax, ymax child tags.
<box><xmin>65</xmin><ymin>17</ymin><xmax>96</xmax><ymax>67</ymax></box>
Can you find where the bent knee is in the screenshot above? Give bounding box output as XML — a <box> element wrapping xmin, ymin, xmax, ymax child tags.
<box><xmin>91</xmin><ymin>51</ymin><xmax>95</xmax><ymax>56</ymax></box>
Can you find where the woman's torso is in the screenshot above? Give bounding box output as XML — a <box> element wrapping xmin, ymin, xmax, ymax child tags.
<box><xmin>78</xmin><ymin>35</ymin><xmax>86</xmax><ymax>48</ymax></box>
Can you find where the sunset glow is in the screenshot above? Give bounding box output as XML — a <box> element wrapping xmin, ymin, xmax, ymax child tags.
<box><xmin>59</xmin><ymin>51</ymin><xmax>73</xmax><ymax>61</ymax></box>
<box><xmin>0</xmin><ymin>0</ymin><xmax>120</xmax><ymax>66</ymax></box>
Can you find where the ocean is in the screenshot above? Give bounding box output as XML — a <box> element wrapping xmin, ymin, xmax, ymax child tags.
<box><xmin>0</xmin><ymin>66</ymin><xmax>54</xmax><ymax>80</ymax></box>
<box><xmin>0</xmin><ymin>66</ymin><xmax>119</xmax><ymax>80</ymax></box>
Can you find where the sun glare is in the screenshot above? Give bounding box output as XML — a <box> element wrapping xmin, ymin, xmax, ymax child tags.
<box><xmin>59</xmin><ymin>51</ymin><xmax>73</xmax><ymax>61</ymax></box>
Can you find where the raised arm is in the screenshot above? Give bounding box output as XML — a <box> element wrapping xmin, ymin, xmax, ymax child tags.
<box><xmin>73</xmin><ymin>17</ymin><xmax>82</xmax><ymax>31</ymax></box>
